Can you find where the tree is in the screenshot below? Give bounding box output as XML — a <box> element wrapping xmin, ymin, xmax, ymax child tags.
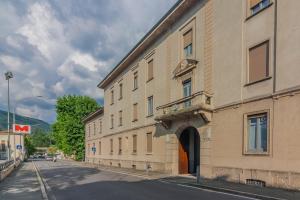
<box><xmin>24</xmin><ymin>135</ymin><xmax>36</xmax><ymax>156</ymax></box>
<box><xmin>31</xmin><ymin>128</ymin><xmax>51</xmax><ymax>147</ymax></box>
<box><xmin>52</xmin><ymin>95</ymin><xmax>99</xmax><ymax>160</ymax></box>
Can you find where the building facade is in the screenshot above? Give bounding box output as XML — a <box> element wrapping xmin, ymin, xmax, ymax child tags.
<box><xmin>84</xmin><ymin>0</ymin><xmax>300</xmax><ymax>189</ymax></box>
<box><xmin>0</xmin><ymin>131</ymin><xmax>25</xmax><ymax>161</ymax></box>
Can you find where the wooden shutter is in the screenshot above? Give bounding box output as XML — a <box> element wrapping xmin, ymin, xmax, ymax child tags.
<box><xmin>250</xmin><ymin>0</ymin><xmax>261</xmax><ymax>8</ymax></box>
<box><xmin>119</xmin><ymin>83</ymin><xmax>123</xmax><ymax>99</ymax></box>
<box><xmin>148</xmin><ymin>59</ymin><xmax>153</xmax><ymax>80</ymax></box>
<box><xmin>133</xmin><ymin>135</ymin><xmax>137</xmax><ymax>153</ymax></box>
<box><xmin>119</xmin><ymin>138</ymin><xmax>122</xmax><ymax>154</ymax></box>
<box><xmin>110</xmin><ymin>139</ymin><xmax>113</xmax><ymax>153</ymax></box>
<box><xmin>133</xmin><ymin>104</ymin><xmax>138</xmax><ymax>121</ymax></box>
<box><xmin>183</xmin><ymin>29</ymin><xmax>193</xmax><ymax>48</ymax></box>
<box><xmin>147</xmin><ymin>133</ymin><xmax>152</xmax><ymax>153</ymax></box>
<box><xmin>249</xmin><ymin>41</ymin><xmax>269</xmax><ymax>83</ymax></box>
<box><xmin>99</xmin><ymin>141</ymin><xmax>101</xmax><ymax>155</ymax></box>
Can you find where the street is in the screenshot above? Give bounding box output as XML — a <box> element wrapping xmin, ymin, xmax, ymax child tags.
<box><xmin>0</xmin><ymin>160</ymin><xmax>258</xmax><ymax>200</ymax></box>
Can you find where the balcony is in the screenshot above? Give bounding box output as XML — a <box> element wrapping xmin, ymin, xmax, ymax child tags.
<box><xmin>155</xmin><ymin>91</ymin><xmax>213</xmax><ymax>128</ymax></box>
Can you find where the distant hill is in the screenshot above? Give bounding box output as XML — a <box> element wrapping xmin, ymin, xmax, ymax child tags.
<box><xmin>0</xmin><ymin>110</ymin><xmax>51</xmax><ymax>133</ymax></box>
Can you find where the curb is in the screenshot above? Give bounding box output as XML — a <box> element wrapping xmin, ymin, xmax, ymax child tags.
<box><xmin>184</xmin><ymin>183</ymin><xmax>287</xmax><ymax>200</ymax></box>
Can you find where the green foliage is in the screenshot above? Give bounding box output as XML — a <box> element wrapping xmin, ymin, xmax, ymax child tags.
<box><xmin>52</xmin><ymin>95</ymin><xmax>99</xmax><ymax>160</ymax></box>
<box><xmin>31</xmin><ymin>128</ymin><xmax>51</xmax><ymax>147</ymax></box>
<box><xmin>24</xmin><ymin>136</ymin><xmax>36</xmax><ymax>156</ymax></box>
<box><xmin>47</xmin><ymin>146</ymin><xmax>57</xmax><ymax>156</ymax></box>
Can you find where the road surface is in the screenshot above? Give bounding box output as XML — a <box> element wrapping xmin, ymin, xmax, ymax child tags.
<box><xmin>31</xmin><ymin>160</ymin><xmax>256</xmax><ymax>200</ymax></box>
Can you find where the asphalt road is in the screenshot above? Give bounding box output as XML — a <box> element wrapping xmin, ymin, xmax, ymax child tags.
<box><xmin>33</xmin><ymin>160</ymin><xmax>257</xmax><ymax>200</ymax></box>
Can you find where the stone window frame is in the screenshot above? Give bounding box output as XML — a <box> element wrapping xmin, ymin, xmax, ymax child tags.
<box><xmin>245</xmin><ymin>40</ymin><xmax>272</xmax><ymax>86</ymax></box>
<box><xmin>179</xmin><ymin>18</ymin><xmax>196</xmax><ymax>60</ymax></box>
<box><xmin>243</xmin><ymin>109</ymin><xmax>271</xmax><ymax>156</ymax></box>
<box><xmin>246</xmin><ymin>0</ymin><xmax>273</xmax><ymax>20</ymax></box>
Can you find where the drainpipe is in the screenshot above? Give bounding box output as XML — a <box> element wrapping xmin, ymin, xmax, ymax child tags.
<box><xmin>273</xmin><ymin>0</ymin><xmax>278</xmax><ymax>93</ymax></box>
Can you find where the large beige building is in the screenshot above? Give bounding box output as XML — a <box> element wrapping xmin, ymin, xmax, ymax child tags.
<box><xmin>84</xmin><ymin>0</ymin><xmax>300</xmax><ymax>189</ymax></box>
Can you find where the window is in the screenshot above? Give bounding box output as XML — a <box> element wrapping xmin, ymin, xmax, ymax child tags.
<box><xmin>119</xmin><ymin>110</ymin><xmax>123</xmax><ymax>126</ymax></box>
<box><xmin>250</xmin><ymin>0</ymin><xmax>270</xmax><ymax>15</ymax></box>
<box><xmin>111</xmin><ymin>114</ymin><xmax>114</xmax><ymax>129</ymax></box>
<box><xmin>133</xmin><ymin>103</ymin><xmax>138</xmax><ymax>122</ymax></box>
<box><xmin>183</xmin><ymin>79</ymin><xmax>192</xmax><ymax>107</ymax></box>
<box><xmin>133</xmin><ymin>71</ymin><xmax>138</xmax><ymax>90</ymax></box>
<box><xmin>111</xmin><ymin>90</ymin><xmax>114</xmax><ymax>105</ymax></box>
<box><xmin>147</xmin><ymin>59</ymin><xmax>154</xmax><ymax>81</ymax></box>
<box><xmin>119</xmin><ymin>83</ymin><xmax>123</xmax><ymax>100</ymax></box>
<box><xmin>99</xmin><ymin>120</ymin><xmax>102</xmax><ymax>134</ymax></box>
<box><xmin>147</xmin><ymin>96</ymin><xmax>153</xmax><ymax>116</ymax></box>
<box><xmin>118</xmin><ymin>137</ymin><xmax>122</xmax><ymax>155</ymax></box>
<box><xmin>88</xmin><ymin>124</ymin><xmax>91</xmax><ymax>137</ymax></box>
<box><xmin>1</xmin><ymin>140</ymin><xmax>6</xmax><ymax>151</ymax></box>
<box><xmin>133</xmin><ymin>135</ymin><xmax>137</xmax><ymax>154</ymax></box>
<box><xmin>183</xmin><ymin>29</ymin><xmax>193</xmax><ymax>57</ymax></box>
<box><xmin>247</xmin><ymin>113</ymin><xmax>268</xmax><ymax>153</ymax></box>
<box><xmin>87</xmin><ymin>144</ymin><xmax>90</xmax><ymax>156</ymax></box>
<box><xmin>248</xmin><ymin>41</ymin><xmax>269</xmax><ymax>83</ymax></box>
<box><xmin>98</xmin><ymin>141</ymin><xmax>101</xmax><ymax>155</ymax></box>
<box><xmin>110</xmin><ymin>139</ymin><xmax>113</xmax><ymax>154</ymax></box>
<box><xmin>146</xmin><ymin>132</ymin><xmax>152</xmax><ymax>153</ymax></box>
<box><xmin>93</xmin><ymin>143</ymin><xmax>95</xmax><ymax>155</ymax></box>
<box><xmin>93</xmin><ymin>122</ymin><xmax>96</xmax><ymax>135</ymax></box>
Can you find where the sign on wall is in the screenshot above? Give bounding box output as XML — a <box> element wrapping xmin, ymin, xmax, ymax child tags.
<box><xmin>13</xmin><ymin>124</ymin><xmax>31</xmax><ymax>134</ymax></box>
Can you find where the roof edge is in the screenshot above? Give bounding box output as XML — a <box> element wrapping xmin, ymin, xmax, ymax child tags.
<box><xmin>82</xmin><ymin>108</ymin><xmax>104</xmax><ymax>123</ymax></box>
<box><xmin>97</xmin><ymin>0</ymin><xmax>185</xmax><ymax>89</ymax></box>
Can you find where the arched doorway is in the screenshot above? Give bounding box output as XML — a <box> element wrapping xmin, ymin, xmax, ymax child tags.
<box><xmin>178</xmin><ymin>127</ymin><xmax>200</xmax><ymax>174</ymax></box>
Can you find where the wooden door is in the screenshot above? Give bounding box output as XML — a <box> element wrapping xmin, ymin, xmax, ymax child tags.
<box><xmin>179</xmin><ymin>133</ymin><xmax>189</xmax><ymax>174</ymax></box>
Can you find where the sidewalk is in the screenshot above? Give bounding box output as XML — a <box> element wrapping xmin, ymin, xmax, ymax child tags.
<box><xmin>0</xmin><ymin>162</ymin><xmax>42</xmax><ymax>200</ymax></box>
<box><xmin>81</xmin><ymin>161</ymin><xmax>300</xmax><ymax>200</ymax></box>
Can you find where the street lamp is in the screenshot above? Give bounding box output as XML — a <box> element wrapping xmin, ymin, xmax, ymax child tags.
<box><xmin>5</xmin><ymin>71</ymin><xmax>13</xmax><ymax>161</ymax></box>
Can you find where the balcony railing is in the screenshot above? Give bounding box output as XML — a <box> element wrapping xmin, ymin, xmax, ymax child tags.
<box><xmin>155</xmin><ymin>91</ymin><xmax>213</xmax><ymax>124</ymax></box>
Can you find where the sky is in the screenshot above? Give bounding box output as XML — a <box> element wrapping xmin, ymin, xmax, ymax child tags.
<box><xmin>0</xmin><ymin>0</ymin><xmax>177</xmax><ymax>123</ymax></box>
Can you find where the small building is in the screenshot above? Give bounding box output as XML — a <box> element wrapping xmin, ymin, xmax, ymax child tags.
<box><xmin>0</xmin><ymin>130</ymin><xmax>25</xmax><ymax>161</ymax></box>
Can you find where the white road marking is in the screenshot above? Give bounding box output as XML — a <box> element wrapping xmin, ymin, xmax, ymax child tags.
<box><xmin>32</xmin><ymin>161</ymin><xmax>48</xmax><ymax>200</ymax></box>
<box><xmin>176</xmin><ymin>183</ymin><xmax>259</xmax><ymax>200</ymax></box>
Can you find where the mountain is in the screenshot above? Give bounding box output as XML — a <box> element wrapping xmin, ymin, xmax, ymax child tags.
<box><xmin>0</xmin><ymin>110</ymin><xmax>51</xmax><ymax>133</ymax></box>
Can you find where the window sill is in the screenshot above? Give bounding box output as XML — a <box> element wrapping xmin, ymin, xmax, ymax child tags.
<box><xmin>146</xmin><ymin>114</ymin><xmax>154</xmax><ymax>118</ymax></box>
<box><xmin>245</xmin><ymin>2</ymin><xmax>273</xmax><ymax>22</ymax></box>
<box><xmin>146</xmin><ymin>77</ymin><xmax>154</xmax><ymax>83</ymax></box>
<box><xmin>118</xmin><ymin>97</ymin><xmax>123</xmax><ymax>101</ymax></box>
<box><xmin>132</xmin><ymin>87</ymin><xmax>138</xmax><ymax>92</ymax></box>
<box><xmin>132</xmin><ymin>119</ymin><xmax>138</xmax><ymax>122</ymax></box>
<box><xmin>118</xmin><ymin>124</ymin><xmax>122</xmax><ymax>127</ymax></box>
<box><xmin>146</xmin><ymin>152</ymin><xmax>153</xmax><ymax>155</ymax></box>
<box><xmin>110</xmin><ymin>103</ymin><xmax>114</xmax><ymax>106</ymax></box>
<box><xmin>243</xmin><ymin>151</ymin><xmax>269</xmax><ymax>156</ymax></box>
<box><xmin>110</xmin><ymin>127</ymin><xmax>114</xmax><ymax>129</ymax></box>
<box><xmin>244</xmin><ymin>76</ymin><xmax>272</xmax><ymax>87</ymax></box>
<box><xmin>132</xmin><ymin>152</ymin><xmax>137</xmax><ymax>155</ymax></box>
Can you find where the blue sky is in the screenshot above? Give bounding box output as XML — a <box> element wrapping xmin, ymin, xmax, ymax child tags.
<box><xmin>0</xmin><ymin>0</ymin><xmax>177</xmax><ymax>123</ymax></box>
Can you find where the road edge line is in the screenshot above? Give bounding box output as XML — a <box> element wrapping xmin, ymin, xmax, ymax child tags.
<box><xmin>32</xmin><ymin>161</ymin><xmax>49</xmax><ymax>200</ymax></box>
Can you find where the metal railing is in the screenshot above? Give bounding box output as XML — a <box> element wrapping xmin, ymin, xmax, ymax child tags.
<box><xmin>0</xmin><ymin>160</ymin><xmax>14</xmax><ymax>171</ymax></box>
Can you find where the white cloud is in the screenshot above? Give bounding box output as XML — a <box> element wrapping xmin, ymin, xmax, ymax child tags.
<box><xmin>0</xmin><ymin>0</ymin><xmax>177</xmax><ymax>123</ymax></box>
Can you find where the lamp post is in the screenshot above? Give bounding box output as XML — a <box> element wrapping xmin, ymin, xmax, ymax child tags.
<box><xmin>5</xmin><ymin>71</ymin><xmax>13</xmax><ymax>161</ymax></box>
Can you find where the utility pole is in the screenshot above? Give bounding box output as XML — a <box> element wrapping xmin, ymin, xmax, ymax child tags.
<box><xmin>5</xmin><ymin>71</ymin><xmax>13</xmax><ymax>161</ymax></box>
<box><xmin>13</xmin><ymin>108</ymin><xmax>16</xmax><ymax>163</ymax></box>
